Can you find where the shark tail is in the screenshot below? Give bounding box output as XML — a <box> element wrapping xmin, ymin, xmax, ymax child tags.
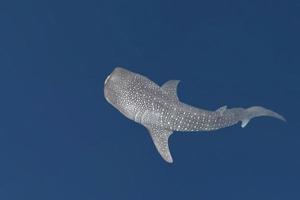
<box><xmin>241</xmin><ymin>106</ymin><xmax>286</xmax><ymax>128</ymax></box>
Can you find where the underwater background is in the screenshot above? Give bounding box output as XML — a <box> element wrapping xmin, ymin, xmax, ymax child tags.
<box><xmin>0</xmin><ymin>0</ymin><xmax>299</xmax><ymax>199</ymax></box>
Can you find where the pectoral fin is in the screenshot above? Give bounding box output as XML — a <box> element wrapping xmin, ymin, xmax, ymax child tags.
<box><xmin>161</xmin><ymin>80</ymin><xmax>180</xmax><ymax>101</ymax></box>
<box><xmin>146</xmin><ymin>126</ymin><xmax>174</xmax><ymax>163</ymax></box>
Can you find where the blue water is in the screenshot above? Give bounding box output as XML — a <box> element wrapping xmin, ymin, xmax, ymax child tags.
<box><xmin>0</xmin><ymin>0</ymin><xmax>299</xmax><ymax>199</ymax></box>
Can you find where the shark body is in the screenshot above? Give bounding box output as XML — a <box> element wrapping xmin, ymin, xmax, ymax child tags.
<box><xmin>104</xmin><ymin>67</ymin><xmax>285</xmax><ymax>163</ymax></box>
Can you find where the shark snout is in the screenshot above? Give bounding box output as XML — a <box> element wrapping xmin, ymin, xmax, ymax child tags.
<box><xmin>104</xmin><ymin>74</ymin><xmax>111</xmax><ymax>86</ymax></box>
<box><xmin>104</xmin><ymin>67</ymin><xmax>131</xmax><ymax>87</ymax></box>
<box><xmin>104</xmin><ymin>68</ymin><xmax>125</xmax><ymax>105</ymax></box>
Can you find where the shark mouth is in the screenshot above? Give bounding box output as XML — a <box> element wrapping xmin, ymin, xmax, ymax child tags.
<box><xmin>104</xmin><ymin>74</ymin><xmax>111</xmax><ymax>85</ymax></box>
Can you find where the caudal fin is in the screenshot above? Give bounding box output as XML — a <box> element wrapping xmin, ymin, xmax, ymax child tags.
<box><xmin>241</xmin><ymin>106</ymin><xmax>286</xmax><ymax>128</ymax></box>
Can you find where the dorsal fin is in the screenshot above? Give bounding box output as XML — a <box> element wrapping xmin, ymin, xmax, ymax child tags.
<box><xmin>161</xmin><ymin>80</ymin><xmax>180</xmax><ymax>101</ymax></box>
<box><xmin>216</xmin><ymin>105</ymin><xmax>227</xmax><ymax>116</ymax></box>
<box><xmin>146</xmin><ymin>126</ymin><xmax>174</xmax><ymax>163</ymax></box>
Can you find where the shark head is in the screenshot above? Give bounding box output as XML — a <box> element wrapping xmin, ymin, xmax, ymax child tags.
<box><xmin>104</xmin><ymin>67</ymin><xmax>136</xmax><ymax>118</ymax></box>
<box><xmin>104</xmin><ymin>67</ymin><xmax>175</xmax><ymax>163</ymax></box>
<box><xmin>104</xmin><ymin>67</ymin><xmax>130</xmax><ymax>104</ymax></box>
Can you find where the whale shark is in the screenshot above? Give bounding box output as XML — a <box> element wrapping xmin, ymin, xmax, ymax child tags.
<box><xmin>104</xmin><ymin>67</ymin><xmax>285</xmax><ymax>163</ymax></box>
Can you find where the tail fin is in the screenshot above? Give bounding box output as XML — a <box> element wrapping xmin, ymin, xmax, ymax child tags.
<box><xmin>241</xmin><ymin>106</ymin><xmax>286</xmax><ymax>128</ymax></box>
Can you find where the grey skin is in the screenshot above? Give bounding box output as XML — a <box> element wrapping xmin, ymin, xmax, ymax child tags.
<box><xmin>104</xmin><ymin>67</ymin><xmax>286</xmax><ymax>163</ymax></box>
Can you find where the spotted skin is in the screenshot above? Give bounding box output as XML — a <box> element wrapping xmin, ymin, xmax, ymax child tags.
<box><xmin>104</xmin><ymin>67</ymin><xmax>285</xmax><ymax>163</ymax></box>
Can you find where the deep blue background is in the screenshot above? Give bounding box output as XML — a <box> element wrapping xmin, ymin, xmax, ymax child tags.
<box><xmin>0</xmin><ymin>0</ymin><xmax>299</xmax><ymax>199</ymax></box>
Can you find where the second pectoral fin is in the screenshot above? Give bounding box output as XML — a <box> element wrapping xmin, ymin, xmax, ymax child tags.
<box><xmin>146</xmin><ymin>126</ymin><xmax>174</xmax><ymax>163</ymax></box>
